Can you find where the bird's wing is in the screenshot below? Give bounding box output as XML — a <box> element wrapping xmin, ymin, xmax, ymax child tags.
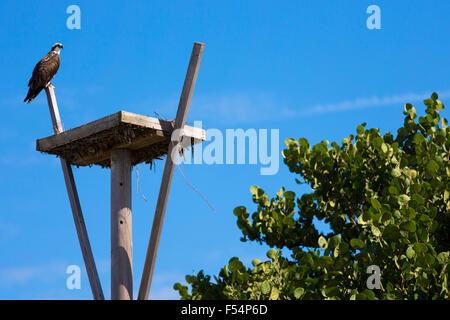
<box><xmin>28</xmin><ymin>51</ymin><xmax>60</xmax><ymax>89</ymax></box>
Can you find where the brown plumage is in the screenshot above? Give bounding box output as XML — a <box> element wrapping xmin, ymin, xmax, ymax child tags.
<box><xmin>24</xmin><ymin>43</ymin><xmax>63</xmax><ymax>104</ymax></box>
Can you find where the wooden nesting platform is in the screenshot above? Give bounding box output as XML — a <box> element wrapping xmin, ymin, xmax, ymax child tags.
<box><xmin>36</xmin><ymin>111</ymin><xmax>205</xmax><ymax>168</ymax></box>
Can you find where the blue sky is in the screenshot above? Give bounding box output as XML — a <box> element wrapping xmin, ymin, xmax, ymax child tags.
<box><xmin>0</xmin><ymin>0</ymin><xmax>449</xmax><ymax>299</ymax></box>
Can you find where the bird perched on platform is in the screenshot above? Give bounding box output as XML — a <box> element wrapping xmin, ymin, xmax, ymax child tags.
<box><xmin>24</xmin><ymin>43</ymin><xmax>63</xmax><ymax>104</ymax></box>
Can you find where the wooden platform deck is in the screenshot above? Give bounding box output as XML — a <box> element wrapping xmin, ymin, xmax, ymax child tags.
<box><xmin>36</xmin><ymin>111</ymin><xmax>205</xmax><ymax>168</ymax></box>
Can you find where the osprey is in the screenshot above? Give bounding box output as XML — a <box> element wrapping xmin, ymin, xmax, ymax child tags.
<box><xmin>24</xmin><ymin>43</ymin><xmax>63</xmax><ymax>104</ymax></box>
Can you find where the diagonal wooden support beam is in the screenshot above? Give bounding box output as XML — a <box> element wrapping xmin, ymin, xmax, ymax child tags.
<box><xmin>44</xmin><ymin>85</ymin><xmax>104</xmax><ymax>300</ymax></box>
<box><xmin>138</xmin><ymin>42</ymin><xmax>205</xmax><ymax>300</ymax></box>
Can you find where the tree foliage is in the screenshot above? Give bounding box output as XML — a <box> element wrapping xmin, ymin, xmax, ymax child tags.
<box><xmin>174</xmin><ymin>93</ymin><xmax>449</xmax><ymax>300</ymax></box>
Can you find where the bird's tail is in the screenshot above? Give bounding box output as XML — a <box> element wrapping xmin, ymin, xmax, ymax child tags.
<box><xmin>24</xmin><ymin>96</ymin><xmax>33</xmax><ymax>104</ymax></box>
<box><xmin>24</xmin><ymin>90</ymin><xmax>36</xmax><ymax>104</ymax></box>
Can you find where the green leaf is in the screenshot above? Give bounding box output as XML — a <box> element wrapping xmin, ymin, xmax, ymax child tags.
<box><xmin>298</xmin><ymin>137</ymin><xmax>309</xmax><ymax>148</ymax></box>
<box><xmin>223</xmin><ymin>265</ymin><xmax>230</xmax><ymax>277</ymax></box>
<box><xmin>328</xmin><ymin>235</ymin><xmax>342</xmax><ymax>249</ymax></box>
<box><xmin>252</xmin><ymin>259</ymin><xmax>262</xmax><ymax>267</ymax></box>
<box><xmin>357</xmin><ymin>125</ymin><xmax>365</xmax><ymax>135</ymax></box>
<box><xmin>318</xmin><ymin>236</ymin><xmax>328</xmax><ymax>249</ymax></box>
<box><xmin>398</xmin><ymin>194</ymin><xmax>410</xmax><ymax>206</ymax></box>
<box><xmin>324</xmin><ymin>286</ymin><xmax>339</xmax><ymax>297</ymax></box>
<box><xmin>350</xmin><ymin>239</ymin><xmax>365</xmax><ymax>249</ymax></box>
<box><xmin>267</xmin><ymin>249</ymin><xmax>277</xmax><ymax>259</ymax></box>
<box><xmin>411</xmin><ymin>194</ymin><xmax>425</xmax><ymax>206</ymax></box>
<box><xmin>384</xmin><ymin>225</ymin><xmax>400</xmax><ymax>241</ymax></box>
<box><xmin>358</xmin><ymin>212</ymin><xmax>369</xmax><ymax>225</ymax></box>
<box><xmin>270</xmin><ymin>287</ymin><xmax>279</xmax><ymax>300</ymax></box>
<box><xmin>284</xmin><ymin>138</ymin><xmax>298</xmax><ymax>147</ymax></box>
<box><xmin>407</xmin><ymin>207</ymin><xmax>416</xmax><ymax>219</ymax></box>
<box><xmin>437</xmin><ymin>252</ymin><xmax>449</xmax><ymax>265</ymax></box>
<box><xmin>370</xmin><ymin>198</ymin><xmax>382</xmax><ymax>211</ymax></box>
<box><xmin>388</xmin><ymin>186</ymin><xmax>398</xmax><ymax>195</ymax></box>
<box><xmin>400</xmin><ymin>221</ymin><xmax>416</xmax><ymax>233</ymax></box>
<box><xmin>425</xmin><ymin>253</ymin><xmax>435</xmax><ymax>265</ymax></box>
<box><xmin>305</xmin><ymin>253</ymin><xmax>314</xmax><ymax>266</ymax></box>
<box><xmin>381</xmin><ymin>143</ymin><xmax>388</xmax><ymax>153</ymax></box>
<box><xmin>284</xmin><ymin>191</ymin><xmax>296</xmax><ymax>200</ymax></box>
<box><xmin>261</xmin><ymin>280</ymin><xmax>271</xmax><ymax>295</ymax></box>
<box><xmin>331</xmin><ymin>141</ymin><xmax>339</xmax><ymax>150</ymax></box>
<box><xmin>294</xmin><ymin>287</ymin><xmax>305</xmax><ymax>299</ymax></box>
<box><xmin>406</xmin><ymin>246</ymin><xmax>415</xmax><ymax>259</ymax></box>
<box><xmin>413</xmin><ymin>133</ymin><xmax>426</xmax><ymax>145</ymax></box>
<box><xmin>229</xmin><ymin>258</ymin><xmax>244</xmax><ymax>272</ymax></box>
<box><xmin>319</xmin><ymin>256</ymin><xmax>334</xmax><ymax>267</ymax></box>
<box><xmin>371</xmin><ymin>225</ymin><xmax>381</xmax><ymax>237</ymax></box>
<box><xmin>250</xmin><ymin>185</ymin><xmax>259</xmax><ymax>195</ymax></box>
<box><xmin>426</xmin><ymin>160</ymin><xmax>439</xmax><ymax>176</ymax></box>
<box><xmin>391</xmin><ymin>168</ymin><xmax>402</xmax><ymax>177</ymax></box>
<box><xmin>420</xmin><ymin>214</ymin><xmax>431</xmax><ymax>225</ymax></box>
<box><xmin>333</xmin><ymin>245</ymin><xmax>340</xmax><ymax>258</ymax></box>
<box><xmin>356</xmin><ymin>293</ymin><xmax>368</xmax><ymax>300</ymax></box>
<box><xmin>233</xmin><ymin>206</ymin><xmax>246</xmax><ymax>217</ymax></box>
<box><xmin>341</xmin><ymin>242</ymin><xmax>350</xmax><ymax>251</ymax></box>
<box><xmin>436</xmin><ymin>99</ymin><xmax>444</xmax><ymax>111</ymax></box>
<box><xmin>414</xmin><ymin>243</ymin><xmax>428</xmax><ymax>254</ymax></box>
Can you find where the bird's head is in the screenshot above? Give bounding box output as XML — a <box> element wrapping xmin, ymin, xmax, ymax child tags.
<box><xmin>51</xmin><ymin>43</ymin><xmax>64</xmax><ymax>53</ymax></box>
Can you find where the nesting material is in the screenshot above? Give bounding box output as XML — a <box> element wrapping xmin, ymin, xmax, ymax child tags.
<box><xmin>36</xmin><ymin>111</ymin><xmax>205</xmax><ymax>168</ymax></box>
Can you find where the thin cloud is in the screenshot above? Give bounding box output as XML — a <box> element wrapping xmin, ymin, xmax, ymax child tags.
<box><xmin>285</xmin><ymin>89</ymin><xmax>450</xmax><ymax>117</ymax></box>
<box><xmin>0</xmin><ymin>262</ymin><xmax>68</xmax><ymax>285</ymax></box>
<box><xmin>190</xmin><ymin>93</ymin><xmax>282</xmax><ymax>123</ymax></box>
<box><xmin>144</xmin><ymin>89</ymin><xmax>450</xmax><ymax>125</ymax></box>
<box><xmin>132</xmin><ymin>92</ymin><xmax>286</xmax><ymax>124</ymax></box>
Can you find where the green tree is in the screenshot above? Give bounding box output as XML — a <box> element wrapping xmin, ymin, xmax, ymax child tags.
<box><xmin>174</xmin><ymin>93</ymin><xmax>449</xmax><ymax>300</ymax></box>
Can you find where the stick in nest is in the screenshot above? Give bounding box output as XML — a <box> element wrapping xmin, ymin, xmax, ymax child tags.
<box><xmin>136</xmin><ymin>165</ymin><xmax>148</xmax><ymax>201</ymax></box>
<box><xmin>153</xmin><ymin>111</ymin><xmax>168</xmax><ymax>121</ymax></box>
<box><xmin>176</xmin><ymin>162</ymin><xmax>216</xmax><ymax>213</ymax></box>
<box><xmin>154</xmin><ymin>111</ymin><xmax>213</xmax><ymax>212</ymax></box>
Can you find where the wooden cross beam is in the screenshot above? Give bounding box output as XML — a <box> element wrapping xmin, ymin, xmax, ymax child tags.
<box><xmin>44</xmin><ymin>85</ymin><xmax>104</xmax><ymax>300</ymax></box>
<box><xmin>138</xmin><ymin>42</ymin><xmax>205</xmax><ymax>300</ymax></box>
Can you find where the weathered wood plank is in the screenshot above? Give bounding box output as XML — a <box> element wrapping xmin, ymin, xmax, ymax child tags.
<box><xmin>44</xmin><ymin>85</ymin><xmax>105</xmax><ymax>300</ymax></box>
<box><xmin>37</xmin><ymin>112</ymin><xmax>122</xmax><ymax>152</ymax></box>
<box><xmin>138</xmin><ymin>42</ymin><xmax>205</xmax><ymax>300</ymax></box>
<box><xmin>121</xmin><ymin>111</ymin><xmax>206</xmax><ymax>141</ymax></box>
<box><xmin>36</xmin><ymin>111</ymin><xmax>205</xmax><ymax>152</ymax></box>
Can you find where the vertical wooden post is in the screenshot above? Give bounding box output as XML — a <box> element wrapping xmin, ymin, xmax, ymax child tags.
<box><xmin>138</xmin><ymin>42</ymin><xmax>205</xmax><ymax>300</ymax></box>
<box><xmin>111</xmin><ymin>149</ymin><xmax>133</xmax><ymax>300</ymax></box>
<box><xmin>44</xmin><ymin>85</ymin><xmax>104</xmax><ymax>300</ymax></box>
